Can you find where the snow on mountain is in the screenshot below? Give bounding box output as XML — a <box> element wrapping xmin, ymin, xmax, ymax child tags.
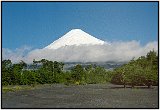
<box><xmin>45</xmin><ymin>29</ymin><xmax>108</xmax><ymax>49</ymax></box>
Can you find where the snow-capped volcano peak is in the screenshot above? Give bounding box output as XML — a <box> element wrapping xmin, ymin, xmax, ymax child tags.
<box><xmin>45</xmin><ymin>29</ymin><xmax>107</xmax><ymax>49</ymax></box>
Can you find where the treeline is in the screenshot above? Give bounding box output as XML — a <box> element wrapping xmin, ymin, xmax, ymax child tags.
<box><xmin>2</xmin><ymin>50</ymin><xmax>158</xmax><ymax>88</ymax></box>
<box><xmin>2</xmin><ymin>58</ymin><xmax>111</xmax><ymax>85</ymax></box>
<box><xmin>111</xmin><ymin>50</ymin><xmax>158</xmax><ymax>88</ymax></box>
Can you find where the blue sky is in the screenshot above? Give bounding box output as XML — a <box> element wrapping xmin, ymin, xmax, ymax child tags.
<box><xmin>2</xmin><ymin>2</ymin><xmax>158</xmax><ymax>50</ymax></box>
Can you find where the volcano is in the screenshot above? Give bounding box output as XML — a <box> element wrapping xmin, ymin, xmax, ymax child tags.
<box><xmin>44</xmin><ymin>29</ymin><xmax>108</xmax><ymax>49</ymax></box>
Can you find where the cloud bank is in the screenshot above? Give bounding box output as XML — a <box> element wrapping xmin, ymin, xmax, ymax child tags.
<box><xmin>3</xmin><ymin>40</ymin><xmax>157</xmax><ymax>63</ymax></box>
<box><xmin>2</xmin><ymin>46</ymin><xmax>32</xmax><ymax>63</ymax></box>
<box><xmin>2</xmin><ymin>41</ymin><xmax>158</xmax><ymax>63</ymax></box>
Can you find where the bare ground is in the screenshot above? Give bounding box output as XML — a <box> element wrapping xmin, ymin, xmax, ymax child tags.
<box><xmin>2</xmin><ymin>83</ymin><xmax>158</xmax><ymax>108</ymax></box>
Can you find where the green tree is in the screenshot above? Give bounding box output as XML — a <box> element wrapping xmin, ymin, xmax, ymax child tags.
<box><xmin>12</xmin><ymin>61</ymin><xmax>27</xmax><ymax>85</ymax></box>
<box><xmin>111</xmin><ymin>50</ymin><xmax>158</xmax><ymax>88</ymax></box>
<box><xmin>71</xmin><ymin>64</ymin><xmax>86</xmax><ymax>84</ymax></box>
<box><xmin>2</xmin><ymin>60</ymin><xmax>12</xmax><ymax>85</ymax></box>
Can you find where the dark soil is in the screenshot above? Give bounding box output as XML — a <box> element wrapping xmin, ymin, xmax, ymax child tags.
<box><xmin>2</xmin><ymin>83</ymin><xmax>158</xmax><ymax>108</ymax></box>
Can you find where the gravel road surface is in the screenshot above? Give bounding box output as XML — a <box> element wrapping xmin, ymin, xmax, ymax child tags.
<box><xmin>2</xmin><ymin>84</ymin><xmax>158</xmax><ymax>108</ymax></box>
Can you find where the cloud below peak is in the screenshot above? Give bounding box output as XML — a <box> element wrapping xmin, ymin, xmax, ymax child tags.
<box><xmin>2</xmin><ymin>41</ymin><xmax>158</xmax><ymax>64</ymax></box>
<box><xmin>2</xmin><ymin>46</ymin><xmax>32</xmax><ymax>63</ymax></box>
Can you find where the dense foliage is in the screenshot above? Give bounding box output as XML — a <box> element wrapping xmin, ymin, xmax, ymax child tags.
<box><xmin>111</xmin><ymin>50</ymin><xmax>158</xmax><ymax>88</ymax></box>
<box><xmin>2</xmin><ymin>59</ymin><xmax>111</xmax><ymax>86</ymax></box>
<box><xmin>2</xmin><ymin>59</ymin><xmax>64</xmax><ymax>85</ymax></box>
<box><xmin>2</xmin><ymin>50</ymin><xmax>158</xmax><ymax>88</ymax></box>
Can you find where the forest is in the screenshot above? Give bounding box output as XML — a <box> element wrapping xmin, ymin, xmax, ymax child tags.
<box><xmin>2</xmin><ymin>50</ymin><xmax>158</xmax><ymax>88</ymax></box>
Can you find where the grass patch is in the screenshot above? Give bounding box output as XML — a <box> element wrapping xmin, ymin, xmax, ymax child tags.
<box><xmin>2</xmin><ymin>84</ymin><xmax>53</xmax><ymax>93</ymax></box>
<box><xmin>2</xmin><ymin>85</ymin><xmax>35</xmax><ymax>93</ymax></box>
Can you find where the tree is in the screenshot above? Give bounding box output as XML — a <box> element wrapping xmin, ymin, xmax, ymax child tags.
<box><xmin>71</xmin><ymin>64</ymin><xmax>86</xmax><ymax>83</ymax></box>
<box><xmin>2</xmin><ymin>60</ymin><xmax>12</xmax><ymax>85</ymax></box>
<box><xmin>111</xmin><ymin>68</ymin><xmax>125</xmax><ymax>85</ymax></box>
<box><xmin>111</xmin><ymin>50</ymin><xmax>158</xmax><ymax>88</ymax></box>
<box><xmin>21</xmin><ymin>70</ymin><xmax>36</xmax><ymax>85</ymax></box>
<box><xmin>12</xmin><ymin>63</ymin><xmax>23</xmax><ymax>85</ymax></box>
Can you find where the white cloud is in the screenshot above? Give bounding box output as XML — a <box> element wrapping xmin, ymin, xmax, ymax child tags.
<box><xmin>23</xmin><ymin>40</ymin><xmax>158</xmax><ymax>63</ymax></box>
<box><xmin>2</xmin><ymin>41</ymin><xmax>157</xmax><ymax>64</ymax></box>
<box><xmin>2</xmin><ymin>46</ymin><xmax>32</xmax><ymax>63</ymax></box>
